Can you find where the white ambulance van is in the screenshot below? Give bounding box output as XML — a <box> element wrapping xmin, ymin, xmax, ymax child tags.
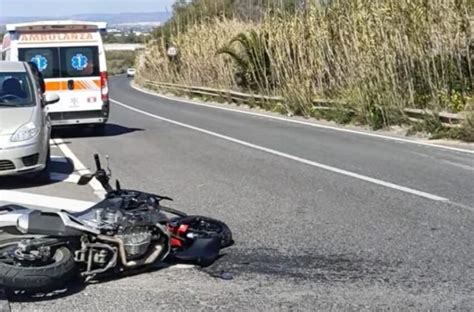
<box><xmin>1</xmin><ymin>21</ymin><xmax>109</xmax><ymax>129</ymax></box>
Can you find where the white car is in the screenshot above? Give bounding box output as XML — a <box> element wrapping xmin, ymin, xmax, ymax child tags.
<box><xmin>0</xmin><ymin>61</ymin><xmax>60</xmax><ymax>179</ymax></box>
<box><xmin>126</xmin><ymin>68</ymin><xmax>136</xmax><ymax>78</ymax></box>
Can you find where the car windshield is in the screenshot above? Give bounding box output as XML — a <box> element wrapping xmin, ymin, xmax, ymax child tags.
<box><xmin>0</xmin><ymin>72</ymin><xmax>34</xmax><ymax>107</ymax></box>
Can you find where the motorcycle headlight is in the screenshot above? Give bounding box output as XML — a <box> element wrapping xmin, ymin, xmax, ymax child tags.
<box><xmin>10</xmin><ymin>122</ymin><xmax>40</xmax><ymax>142</ymax></box>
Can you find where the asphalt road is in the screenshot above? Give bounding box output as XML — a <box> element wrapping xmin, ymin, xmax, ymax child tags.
<box><xmin>3</xmin><ymin>75</ymin><xmax>474</xmax><ymax>310</ymax></box>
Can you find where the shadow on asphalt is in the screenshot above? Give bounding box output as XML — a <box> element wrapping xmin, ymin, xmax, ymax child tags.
<box><xmin>5</xmin><ymin>247</ymin><xmax>399</xmax><ymax>302</ymax></box>
<box><xmin>0</xmin><ymin>157</ymin><xmax>74</xmax><ymax>190</ymax></box>
<box><xmin>52</xmin><ymin>123</ymin><xmax>144</xmax><ymax>139</ymax></box>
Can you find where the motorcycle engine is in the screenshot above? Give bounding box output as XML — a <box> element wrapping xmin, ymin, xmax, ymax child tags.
<box><xmin>82</xmin><ymin>206</ymin><xmax>160</xmax><ymax>259</ymax></box>
<box><xmin>116</xmin><ymin>227</ymin><xmax>152</xmax><ymax>258</ymax></box>
<box><xmin>90</xmin><ymin>208</ymin><xmax>123</xmax><ymax>231</ymax></box>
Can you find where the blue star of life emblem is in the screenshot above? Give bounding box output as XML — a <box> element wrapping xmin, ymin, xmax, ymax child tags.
<box><xmin>71</xmin><ymin>53</ymin><xmax>88</xmax><ymax>71</ymax></box>
<box><xmin>30</xmin><ymin>55</ymin><xmax>48</xmax><ymax>72</ymax></box>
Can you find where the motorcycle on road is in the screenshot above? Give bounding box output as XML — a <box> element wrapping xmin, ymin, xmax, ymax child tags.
<box><xmin>0</xmin><ymin>154</ymin><xmax>233</xmax><ymax>292</ymax></box>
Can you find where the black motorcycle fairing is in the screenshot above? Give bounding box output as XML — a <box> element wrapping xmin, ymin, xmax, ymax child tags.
<box><xmin>106</xmin><ymin>189</ymin><xmax>173</xmax><ymax>203</ymax></box>
<box><xmin>172</xmin><ymin>236</ymin><xmax>221</xmax><ymax>267</ymax></box>
<box><xmin>0</xmin><ymin>204</ymin><xmax>30</xmax><ymax>213</ymax></box>
<box><xmin>72</xmin><ymin>190</ymin><xmax>168</xmax><ymax>216</ymax></box>
<box><xmin>70</xmin><ymin>190</ymin><xmax>185</xmax><ymax>225</ymax></box>
<box><xmin>70</xmin><ymin>197</ymin><xmax>124</xmax><ymax>218</ymax></box>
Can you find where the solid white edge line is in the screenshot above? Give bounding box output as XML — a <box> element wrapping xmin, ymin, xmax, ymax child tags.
<box><xmin>169</xmin><ymin>264</ymin><xmax>195</xmax><ymax>269</ymax></box>
<box><xmin>51</xmin><ymin>155</ymin><xmax>69</xmax><ymax>163</ymax></box>
<box><xmin>52</xmin><ymin>138</ymin><xmax>106</xmax><ymax>198</ymax></box>
<box><xmin>131</xmin><ymin>83</ymin><xmax>474</xmax><ymax>155</ymax></box>
<box><xmin>0</xmin><ymin>190</ymin><xmax>95</xmax><ymax>212</ymax></box>
<box><xmin>49</xmin><ymin>172</ymin><xmax>82</xmax><ymax>183</ymax></box>
<box><xmin>111</xmin><ymin>98</ymin><xmax>450</xmax><ymax>203</ymax></box>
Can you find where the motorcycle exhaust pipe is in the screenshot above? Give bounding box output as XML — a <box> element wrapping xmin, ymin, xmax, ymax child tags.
<box><xmin>97</xmin><ymin>235</ymin><xmax>165</xmax><ymax>267</ymax></box>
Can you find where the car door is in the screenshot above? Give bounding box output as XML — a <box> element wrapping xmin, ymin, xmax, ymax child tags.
<box><xmin>29</xmin><ymin>66</ymin><xmax>51</xmax><ymax>154</ymax></box>
<box><xmin>41</xmin><ymin>86</ymin><xmax>52</xmax><ymax>153</ymax></box>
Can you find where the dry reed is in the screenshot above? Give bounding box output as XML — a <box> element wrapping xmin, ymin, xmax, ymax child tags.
<box><xmin>138</xmin><ymin>0</ymin><xmax>473</xmax><ymax>137</ymax></box>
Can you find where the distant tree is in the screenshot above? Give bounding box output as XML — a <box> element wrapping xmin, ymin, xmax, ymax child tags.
<box><xmin>103</xmin><ymin>33</ymin><xmax>146</xmax><ymax>44</ymax></box>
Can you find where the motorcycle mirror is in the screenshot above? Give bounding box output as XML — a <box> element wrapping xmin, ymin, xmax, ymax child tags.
<box><xmin>78</xmin><ymin>174</ymin><xmax>94</xmax><ymax>185</ymax></box>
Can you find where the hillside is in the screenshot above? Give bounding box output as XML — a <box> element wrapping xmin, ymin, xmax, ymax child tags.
<box><xmin>141</xmin><ymin>0</ymin><xmax>473</xmax><ymax>141</ymax></box>
<box><xmin>0</xmin><ymin>12</ymin><xmax>171</xmax><ymax>28</ymax></box>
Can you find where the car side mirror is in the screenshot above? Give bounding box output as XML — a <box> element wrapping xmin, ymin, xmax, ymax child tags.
<box><xmin>78</xmin><ymin>174</ymin><xmax>94</xmax><ymax>185</ymax></box>
<box><xmin>44</xmin><ymin>93</ymin><xmax>60</xmax><ymax>105</ymax></box>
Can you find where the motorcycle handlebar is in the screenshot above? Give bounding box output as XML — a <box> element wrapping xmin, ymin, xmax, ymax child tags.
<box><xmin>94</xmin><ymin>154</ymin><xmax>102</xmax><ymax>171</ymax></box>
<box><xmin>92</xmin><ymin>154</ymin><xmax>113</xmax><ymax>193</ymax></box>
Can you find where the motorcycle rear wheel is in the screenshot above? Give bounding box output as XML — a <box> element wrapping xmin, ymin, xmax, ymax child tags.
<box><xmin>0</xmin><ymin>238</ymin><xmax>76</xmax><ymax>291</ymax></box>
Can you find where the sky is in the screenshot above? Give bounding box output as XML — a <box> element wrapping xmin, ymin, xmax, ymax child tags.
<box><xmin>0</xmin><ymin>0</ymin><xmax>177</xmax><ymax>17</ymax></box>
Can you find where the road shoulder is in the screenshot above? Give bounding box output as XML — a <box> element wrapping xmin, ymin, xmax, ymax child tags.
<box><xmin>130</xmin><ymin>81</ymin><xmax>474</xmax><ymax>153</ymax></box>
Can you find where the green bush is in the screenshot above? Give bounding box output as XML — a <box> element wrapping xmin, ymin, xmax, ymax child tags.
<box><xmin>106</xmin><ymin>51</ymin><xmax>136</xmax><ymax>75</ymax></box>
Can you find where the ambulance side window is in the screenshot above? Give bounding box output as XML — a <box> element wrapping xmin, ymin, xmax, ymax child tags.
<box><xmin>18</xmin><ymin>48</ymin><xmax>60</xmax><ymax>79</ymax></box>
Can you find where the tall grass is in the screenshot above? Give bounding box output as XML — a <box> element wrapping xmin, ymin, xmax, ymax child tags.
<box><xmin>139</xmin><ymin>0</ymin><xmax>473</xmax><ymax>138</ymax></box>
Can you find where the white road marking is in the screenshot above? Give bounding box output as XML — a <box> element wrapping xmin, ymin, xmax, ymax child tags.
<box><xmin>52</xmin><ymin>138</ymin><xmax>106</xmax><ymax>198</ymax></box>
<box><xmin>0</xmin><ymin>190</ymin><xmax>94</xmax><ymax>212</ymax></box>
<box><xmin>131</xmin><ymin>83</ymin><xmax>474</xmax><ymax>155</ymax></box>
<box><xmin>51</xmin><ymin>155</ymin><xmax>69</xmax><ymax>163</ymax></box>
<box><xmin>169</xmin><ymin>264</ymin><xmax>195</xmax><ymax>270</ymax></box>
<box><xmin>111</xmin><ymin>99</ymin><xmax>451</xmax><ymax>203</ymax></box>
<box><xmin>49</xmin><ymin>172</ymin><xmax>82</xmax><ymax>183</ymax></box>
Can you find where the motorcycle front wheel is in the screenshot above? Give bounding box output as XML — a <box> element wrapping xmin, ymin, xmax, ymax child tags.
<box><xmin>0</xmin><ymin>238</ymin><xmax>76</xmax><ymax>291</ymax></box>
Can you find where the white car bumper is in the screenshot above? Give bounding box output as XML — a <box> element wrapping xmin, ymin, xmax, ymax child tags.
<box><xmin>0</xmin><ymin>137</ymin><xmax>47</xmax><ymax>176</ymax></box>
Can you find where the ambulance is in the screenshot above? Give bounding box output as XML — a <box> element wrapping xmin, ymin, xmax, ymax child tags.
<box><xmin>1</xmin><ymin>21</ymin><xmax>109</xmax><ymax>129</ymax></box>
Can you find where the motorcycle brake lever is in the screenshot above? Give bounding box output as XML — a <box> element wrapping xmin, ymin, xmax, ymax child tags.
<box><xmin>156</xmin><ymin>195</ymin><xmax>173</xmax><ymax>202</ymax></box>
<box><xmin>105</xmin><ymin>155</ymin><xmax>112</xmax><ymax>177</ymax></box>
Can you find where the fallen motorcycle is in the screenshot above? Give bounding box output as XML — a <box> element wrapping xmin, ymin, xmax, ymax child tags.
<box><xmin>0</xmin><ymin>154</ymin><xmax>233</xmax><ymax>291</ymax></box>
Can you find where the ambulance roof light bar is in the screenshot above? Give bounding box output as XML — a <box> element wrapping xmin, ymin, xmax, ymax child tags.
<box><xmin>6</xmin><ymin>21</ymin><xmax>107</xmax><ymax>32</ymax></box>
